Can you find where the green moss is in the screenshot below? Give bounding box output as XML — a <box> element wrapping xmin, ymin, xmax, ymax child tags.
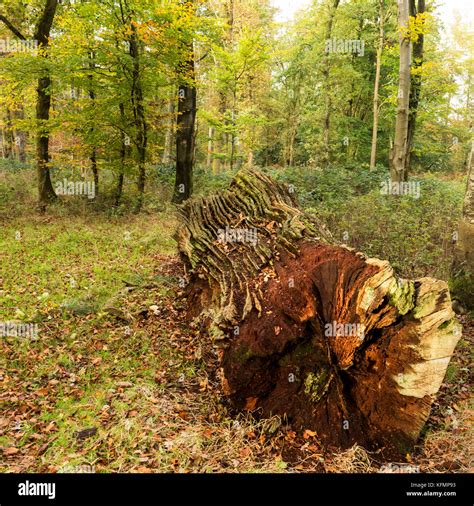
<box><xmin>388</xmin><ymin>279</ymin><xmax>415</xmax><ymax>315</ymax></box>
<box><xmin>304</xmin><ymin>368</ymin><xmax>331</xmax><ymax>403</ymax></box>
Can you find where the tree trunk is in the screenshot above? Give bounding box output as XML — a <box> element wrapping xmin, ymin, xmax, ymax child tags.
<box><xmin>390</xmin><ymin>0</ymin><xmax>411</xmax><ymax>183</ymax></box>
<box><xmin>162</xmin><ymin>96</ymin><xmax>175</xmax><ymax>165</ymax></box>
<box><xmin>172</xmin><ymin>43</ymin><xmax>197</xmax><ymax>204</ymax></box>
<box><xmin>4</xmin><ymin>107</ymin><xmax>14</xmax><ymax>159</ymax></box>
<box><xmin>36</xmin><ymin>78</ymin><xmax>57</xmax><ymax>209</ymax></box>
<box><xmin>452</xmin><ymin>137</ymin><xmax>474</xmax><ymax>310</ymax></box>
<box><xmin>33</xmin><ymin>0</ymin><xmax>59</xmax><ymax>211</ymax></box>
<box><xmin>214</xmin><ymin>90</ymin><xmax>228</xmax><ymax>174</ymax></box>
<box><xmin>89</xmin><ymin>51</ymin><xmax>98</xmax><ymax>197</ymax></box>
<box><xmin>13</xmin><ymin>106</ymin><xmax>27</xmax><ymax>162</ymax></box>
<box><xmin>322</xmin><ymin>0</ymin><xmax>340</xmax><ymax>168</ymax></box>
<box><xmin>129</xmin><ymin>23</ymin><xmax>148</xmax><ymax>213</ymax></box>
<box><xmin>230</xmin><ymin>90</ymin><xmax>237</xmax><ymax>172</ymax></box>
<box><xmin>176</xmin><ymin>169</ymin><xmax>461</xmax><ymax>457</ymax></box>
<box><xmin>114</xmin><ymin>103</ymin><xmax>127</xmax><ymax>207</ymax></box>
<box><xmin>370</xmin><ymin>0</ymin><xmax>385</xmax><ymax>170</ymax></box>
<box><xmin>207</xmin><ymin>126</ymin><xmax>214</xmax><ymax>169</ymax></box>
<box><xmin>404</xmin><ymin>0</ymin><xmax>425</xmax><ymax>177</ymax></box>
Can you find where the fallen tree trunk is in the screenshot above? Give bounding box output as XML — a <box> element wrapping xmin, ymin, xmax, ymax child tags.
<box><xmin>176</xmin><ymin>169</ymin><xmax>462</xmax><ymax>457</ymax></box>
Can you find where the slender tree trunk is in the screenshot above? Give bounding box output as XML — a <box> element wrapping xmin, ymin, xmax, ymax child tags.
<box><xmin>322</xmin><ymin>0</ymin><xmax>340</xmax><ymax>168</ymax></box>
<box><xmin>129</xmin><ymin>23</ymin><xmax>148</xmax><ymax>213</ymax></box>
<box><xmin>90</xmin><ymin>144</ymin><xmax>98</xmax><ymax>195</ymax></box>
<box><xmin>212</xmin><ymin>91</ymin><xmax>226</xmax><ymax>174</ymax></box>
<box><xmin>89</xmin><ymin>51</ymin><xmax>98</xmax><ymax>197</ymax></box>
<box><xmin>32</xmin><ymin>0</ymin><xmax>59</xmax><ymax>211</ymax></box>
<box><xmin>4</xmin><ymin>107</ymin><xmax>14</xmax><ymax>158</ymax></box>
<box><xmin>115</xmin><ymin>103</ymin><xmax>127</xmax><ymax>207</ymax></box>
<box><xmin>162</xmin><ymin>94</ymin><xmax>174</xmax><ymax>165</ymax></box>
<box><xmin>14</xmin><ymin>107</ymin><xmax>27</xmax><ymax>162</ymax></box>
<box><xmin>246</xmin><ymin>150</ymin><xmax>254</xmax><ymax>168</ymax></box>
<box><xmin>390</xmin><ymin>0</ymin><xmax>411</xmax><ymax>183</ymax></box>
<box><xmin>230</xmin><ymin>90</ymin><xmax>236</xmax><ymax>171</ymax></box>
<box><xmin>370</xmin><ymin>0</ymin><xmax>385</xmax><ymax>170</ymax></box>
<box><xmin>221</xmin><ymin>0</ymin><xmax>235</xmax><ymax>172</ymax></box>
<box><xmin>404</xmin><ymin>0</ymin><xmax>425</xmax><ymax>177</ymax></box>
<box><xmin>288</xmin><ymin>124</ymin><xmax>297</xmax><ymax>167</ymax></box>
<box><xmin>36</xmin><ymin>83</ymin><xmax>57</xmax><ymax>209</ymax></box>
<box><xmin>207</xmin><ymin>126</ymin><xmax>214</xmax><ymax>169</ymax></box>
<box><xmin>173</xmin><ymin>47</ymin><xmax>197</xmax><ymax>203</ymax></box>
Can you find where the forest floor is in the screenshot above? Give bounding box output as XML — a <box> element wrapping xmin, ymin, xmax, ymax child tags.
<box><xmin>1</xmin><ymin>210</ymin><xmax>472</xmax><ymax>473</ymax></box>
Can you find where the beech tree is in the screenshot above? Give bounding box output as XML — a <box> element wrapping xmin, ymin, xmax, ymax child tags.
<box><xmin>0</xmin><ymin>0</ymin><xmax>59</xmax><ymax>210</ymax></box>
<box><xmin>173</xmin><ymin>41</ymin><xmax>197</xmax><ymax>204</ymax></box>
<box><xmin>405</xmin><ymin>0</ymin><xmax>426</xmax><ymax>177</ymax></box>
<box><xmin>369</xmin><ymin>0</ymin><xmax>386</xmax><ymax>170</ymax></box>
<box><xmin>390</xmin><ymin>0</ymin><xmax>411</xmax><ymax>183</ymax></box>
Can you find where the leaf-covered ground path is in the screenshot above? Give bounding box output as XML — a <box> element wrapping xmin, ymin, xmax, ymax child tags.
<box><xmin>1</xmin><ymin>214</ymin><xmax>472</xmax><ymax>473</ymax></box>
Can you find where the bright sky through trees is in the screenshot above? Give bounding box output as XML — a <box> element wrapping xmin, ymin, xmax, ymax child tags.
<box><xmin>272</xmin><ymin>0</ymin><xmax>474</xmax><ymax>30</ymax></box>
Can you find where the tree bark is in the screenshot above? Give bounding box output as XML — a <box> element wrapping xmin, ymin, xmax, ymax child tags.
<box><xmin>13</xmin><ymin>106</ymin><xmax>27</xmax><ymax>162</ymax></box>
<box><xmin>162</xmin><ymin>96</ymin><xmax>175</xmax><ymax>165</ymax></box>
<box><xmin>390</xmin><ymin>0</ymin><xmax>411</xmax><ymax>183</ymax></box>
<box><xmin>114</xmin><ymin>103</ymin><xmax>127</xmax><ymax>207</ymax></box>
<box><xmin>88</xmin><ymin>51</ymin><xmax>98</xmax><ymax>197</ymax></box>
<box><xmin>213</xmin><ymin>90</ymin><xmax>228</xmax><ymax>174</ymax></box>
<box><xmin>173</xmin><ymin>43</ymin><xmax>197</xmax><ymax>204</ymax></box>
<box><xmin>129</xmin><ymin>22</ymin><xmax>148</xmax><ymax>212</ymax></box>
<box><xmin>404</xmin><ymin>0</ymin><xmax>425</xmax><ymax>177</ymax></box>
<box><xmin>370</xmin><ymin>0</ymin><xmax>385</xmax><ymax>170</ymax></box>
<box><xmin>36</xmin><ymin>71</ymin><xmax>57</xmax><ymax>210</ymax></box>
<box><xmin>322</xmin><ymin>0</ymin><xmax>340</xmax><ymax>168</ymax></box>
<box><xmin>35</xmin><ymin>0</ymin><xmax>59</xmax><ymax>210</ymax></box>
<box><xmin>206</xmin><ymin>126</ymin><xmax>214</xmax><ymax>169</ymax></box>
<box><xmin>0</xmin><ymin>2</ymin><xmax>58</xmax><ymax>207</ymax></box>
<box><xmin>177</xmin><ymin>169</ymin><xmax>462</xmax><ymax>457</ymax></box>
<box><xmin>4</xmin><ymin>107</ymin><xmax>14</xmax><ymax>159</ymax></box>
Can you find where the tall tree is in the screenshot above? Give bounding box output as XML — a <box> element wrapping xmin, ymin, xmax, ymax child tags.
<box><xmin>161</xmin><ymin>94</ymin><xmax>175</xmax><ymax>165</ymax></box>
<box><xmin>321</xmin><ymin>0</ymin><xmax>340</xmax><ymax>168</ymax></box>
<box><xmin>390</xmin><ymin>0</ymin><xmax>411</xmax><ymax>183</ymax></box>
<box><xmin>34</xmin><ymin>0</ymin><xmax>59</xmax><ymax>209</ymax></box>
<box><xmin>88</xmin><ymin>50</ymin><xmax>99</xmax><ymax>197</ymax></box>
<box><xmin>129</xmin><ymin>20</ymin><xmax>148</xmax><ymax>212</ymax></box>
<box><xmin>370</xmin><ymin>0</ymin><xmax>386</xmax><ymax>169</ymax></box>
<box><xmin>173</xmin><ymin>45</ymin><xmax>197</xmax><ymax>203</ymax></box>
<box><xmin>0</xmin><ymin>0</ymin><xmax>59</xmax><ymax>209</ymax></box>
<box><xmin>404</xmin><ymin>0</ymin><xmax>426</xmax><ymax>176</ymax></box>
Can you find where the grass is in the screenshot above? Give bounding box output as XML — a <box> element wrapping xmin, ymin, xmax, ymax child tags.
<box><xmin>0</xmin><ymin>212</ymin><xmax>176</xmax><ymax>320</ymax></box>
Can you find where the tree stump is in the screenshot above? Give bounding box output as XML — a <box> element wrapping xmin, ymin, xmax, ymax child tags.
<box><xmin>176</xmin><ymin>169</ymin><xmax>462</xmax><ymax>457</ymax></box>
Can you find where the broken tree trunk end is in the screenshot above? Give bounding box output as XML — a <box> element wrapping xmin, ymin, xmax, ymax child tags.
<box><xmin>176</xmin><ymin>169</ymin><xmax>461</xmax><ymax>458</ymax></box>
